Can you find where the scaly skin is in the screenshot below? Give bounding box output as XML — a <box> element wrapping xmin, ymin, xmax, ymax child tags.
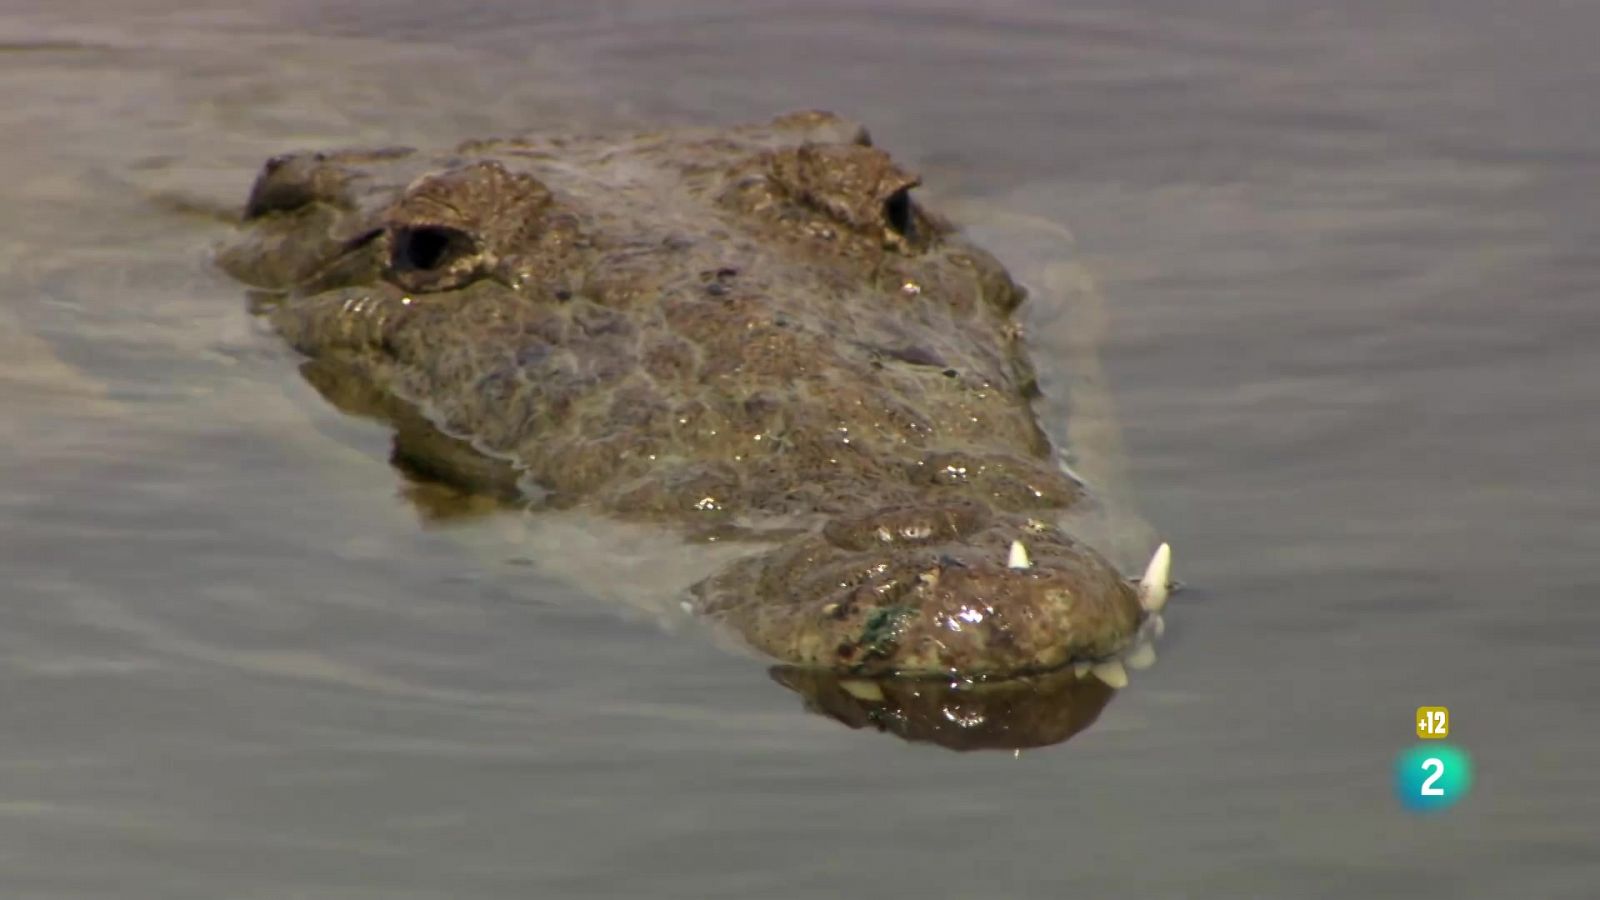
<box><xmin>219</xmin><ymin>110</ymin><xmax>1150</xmax><ymax>677</ymax></box>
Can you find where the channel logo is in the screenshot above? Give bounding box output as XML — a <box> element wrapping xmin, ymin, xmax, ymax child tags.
<box><xmin>1394</xmin><ymin>742</ymin><xmax>1472</xmax><ymax>813</ymax></box>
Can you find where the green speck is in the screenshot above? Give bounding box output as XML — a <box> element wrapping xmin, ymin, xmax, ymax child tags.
<box><xmin>859</xmin><ymin>604</ymin><xmax>917</xmax><ymax>658</ymax></box>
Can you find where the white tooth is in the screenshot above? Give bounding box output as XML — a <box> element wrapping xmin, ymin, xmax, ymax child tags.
<box><xmin>1124</xmin><ymin>641</ymin><xmax>1157</xmax><ymax>670</ymax></box>
<box><xmin>1008</xmin><ymin>540</ymin><xmax>1033</xmax><ymax>570</ymax></box>
<box><xmin>1150</xmin><ymin>613</ymin><xmax>1166</xmax><ymax>640</ymax></box>
<box><xmin>1139</xmin><ymin>542</ymin><xmax>1172</xmax><ymax>612</ymax></box>
<box><xmin>1091</xmin><ymin>659</ymin><xmax>1129</xmax><ymax>688</ymax></box>
<box><xmin>1072</xmin><ymin>661</ymin><xmax>1092</xmax><ymax>679</ymax></box>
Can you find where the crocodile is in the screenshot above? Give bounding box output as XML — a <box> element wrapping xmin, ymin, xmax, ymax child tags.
<box><xmin>219</xmin><ymin>110</ymin><xmax>1171</xmax><ymax>686</ymax></box>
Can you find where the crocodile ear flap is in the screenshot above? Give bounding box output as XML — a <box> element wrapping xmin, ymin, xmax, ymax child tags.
<box><xmin>764</xmin><ymin>143</ymin><xmax>932</xmax><ymax>251</ymax></box>
<box><xmin>381</xmin><ymin>160</ymin><xmax>552</xmax><ymax>292</ymax></box>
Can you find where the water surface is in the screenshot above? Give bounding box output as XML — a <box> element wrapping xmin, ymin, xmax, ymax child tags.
<box><xmin>2</xmin><ymin>2</ymin><xmax>1597</xmax><ymax>897</ymax></box>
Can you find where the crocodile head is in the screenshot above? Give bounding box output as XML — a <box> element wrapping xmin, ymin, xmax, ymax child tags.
<box><xmin>220</xmin><ymin>111</ymin><xmax>1168</xmax><ymax>680</ymax></box>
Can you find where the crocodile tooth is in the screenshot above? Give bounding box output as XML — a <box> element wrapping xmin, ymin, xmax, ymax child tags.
<box><xmin>1139</xmin><ymin>542</ymin><xmax>1172</xmax><ymax>612</ymax></box>
<box><xmin>1072</xmin><ymin>660</ymin><xmax>1092</xmax><ymax>679</ymax></box>
<box><xmin>1149</xmin><ymin>613</ymin><xmax>1166</xmax><ymax>640</ymax></box>
<box><xmin>1007</xmin><ymin>540</ymin><xmax>1033</xmax><ymax>570</ymax></box>
<box><xmin>1090</xmin><ymin>659</ymin><xmax>1129</xmax><ymax>688</ymax></box>
<box><xmin>1124</xmin><ymin>640</ymin><xmax>1157</xmax><ymax>670</ymax></box>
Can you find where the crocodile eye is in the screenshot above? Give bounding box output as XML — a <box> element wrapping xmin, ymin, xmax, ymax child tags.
<box><xmin>883</xmin><ymin>187</ymin><xmax>914</xmax><ymax>240</ymax></box>
<box><xmin>740</xmin><ymin>143</ymin><xmax>929</xmax><ymax>251</ymax></box>
<box><xmin>379</xmin><ymin>161</ymin><xmax>552</xmax><ymax>292</ymax></box>
<box><xmin>387</xmin><ymin>224</ymin><xmax>482</xmax><ymax>291</ymax></box>
<box><xmin>243</xmin><ymin>153</ymin><xmax>350</xmax><ymax>219</ymax></box>
<box><xmin>242</xmin><ymin>147</ymin><xmax>414</xmax><ymax>219</ymax></box>
<box><xmin>392</xmin><ymin>225</ymin><xmax>473</xmax><ymax>273</ymax></box>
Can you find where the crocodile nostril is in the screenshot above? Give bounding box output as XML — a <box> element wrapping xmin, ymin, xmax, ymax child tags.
<box><xmin>391</xmin><ymin>225</ymin><xmax>472</xmax><ymax>272</ymax></box>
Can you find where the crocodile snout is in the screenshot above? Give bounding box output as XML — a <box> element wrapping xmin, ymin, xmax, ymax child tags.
<box><xmin>694</xmin><ymin>504</ymin><xmax>1149</xmax><ymax>678</ymax></box>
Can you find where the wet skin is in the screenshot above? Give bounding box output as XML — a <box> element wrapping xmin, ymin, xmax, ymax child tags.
<box><xmin>220</xmin><ymin>111</ymin><xmax>1149</xmax><ymax>678</ymax></box>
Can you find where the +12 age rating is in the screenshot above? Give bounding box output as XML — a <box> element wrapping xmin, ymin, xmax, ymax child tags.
<box><xmin>1395</xmin><ymin>706</ymin><xmax>1472</xmax><ymax>813</ymax></box>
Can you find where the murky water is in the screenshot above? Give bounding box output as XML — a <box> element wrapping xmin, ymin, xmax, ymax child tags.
<box><xmin>3</xmin><ymin>2</ymin><xmax>1597</xmax><ymax>897</ymax></box>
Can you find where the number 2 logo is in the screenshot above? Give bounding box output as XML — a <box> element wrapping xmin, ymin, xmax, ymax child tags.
<box><xmin>1420</xmin><ymin>757</ymin><xmax>1445</xmax><ymax>796</ymax></box>
<box><xmin>1396</xmin><ymin>745</ymin><xmax>1471</xmax><ymax>811</ymax></box>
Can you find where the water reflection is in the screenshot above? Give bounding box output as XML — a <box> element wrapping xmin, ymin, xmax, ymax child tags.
<box><xmin>296</xmin><ymin>354</ymin><xmax>531</xmax><ymax>518</ymax></box>
<box><xmin>770</xmin><ymin>665</ymin><xmax>1115</xmax><ymax>752</ymax></box>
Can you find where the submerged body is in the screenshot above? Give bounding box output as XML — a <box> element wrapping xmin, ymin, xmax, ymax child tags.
<box><xmin>221</xmin><ymin>111</ymin><xmax>1166</xmax><ymax>679</ymax></box>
